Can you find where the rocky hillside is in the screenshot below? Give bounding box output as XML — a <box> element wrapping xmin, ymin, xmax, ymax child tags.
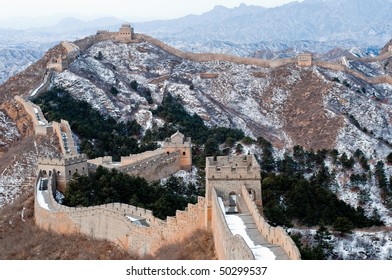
<box><xmin>1</xmin><ymin>31</ymin><xmax>392</xmax><ymax>259</ymax></box>
<box><xmin>43</xmin><ymin>38</ymin><xmax>392</xmax><ymax>160</ymax></box>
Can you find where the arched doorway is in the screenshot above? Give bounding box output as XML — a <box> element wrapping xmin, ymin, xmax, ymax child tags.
<box><xmin>226</xmin><ymin>191</ymin><xmax>238</xmax><ymax>214</ymax></box>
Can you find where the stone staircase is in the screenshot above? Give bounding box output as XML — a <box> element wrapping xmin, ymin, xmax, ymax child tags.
<box><xmin>232</xmin><ymin>194</ymin><xmax>290</xmax><ymax>260</ymax></box>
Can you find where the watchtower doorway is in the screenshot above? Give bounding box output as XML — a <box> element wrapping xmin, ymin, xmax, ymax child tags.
<box><xmin>226</xmin><ymin>191</ymin><xmax>239</xmax><ymax>214</ymax></box>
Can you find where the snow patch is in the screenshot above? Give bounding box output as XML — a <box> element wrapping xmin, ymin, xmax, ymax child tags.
<box><xmin>218</xmin><ymin>197</ymin><xmax>276</xmax><ymax>260</ymax></box>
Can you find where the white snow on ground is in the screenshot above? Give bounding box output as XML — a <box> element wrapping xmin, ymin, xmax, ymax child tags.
<box><xmin>218</xmin><ymin>197</ymin><xmax>276</xmax><ymax>260</ymax></box>
<box><xmin>160</xmin><ymin>167</ymin><xmax>199</xmax><ymax>186</ymax></box>
<box><xmin>322</xmin><ymin>156</ymin><xmax>392</xmax><ymax>226</ymax></box>
<box><xmin>0</xmin><ymin>111</ymin><xmax>20</xmax><ymax>149</ymax></box>
<box><xmin>225</xmin><ymin>214</ymin><xmax>277</xmax><ymax>260</ymax></box>
<box><xmin>0</xmin><ymin>158</ymin><xmax>32</xmax><ymax>208</ymax></box>
<box><xmin>134</xmin><ymin>109</ymin><xmax>154</xmax><ymax>131</ymax></box>
<box><xmin>126</xmin><ymin>216</ymin><xmax>147</xmax><ymax>227</ymax></box>
<box><xmin>30</xmin><ymin>81</ymin><xmax>45</xmax><ymax>97</ymax></box>
<box><xmin>36</xmin><ymin>178</ymin><xmax>50</xmax><ymax>211</ymax></box>
<box><xmin>291</xmin><ymin>228</ymin><xmax>392</xmax><ymax>260</ymax></box>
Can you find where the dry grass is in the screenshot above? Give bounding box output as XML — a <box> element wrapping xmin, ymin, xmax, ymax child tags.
<box><xmin>0</xmin><ymin>190</ymin><xmax>216</xmax><ymax>260</ymax></box>
<box><xmin>281</xmin><ymin>67</ymin><xmax>344</xmax><ymax>151</ymax></box>
<box><xmin>0</xmin><ymin>191</ymin><xmax>137</xmax><ymax>260</ymax></box>
<box><xmin>145</xmin><ymin>229</ymin><xmax>216</xmax><ymax>260</ymax></box>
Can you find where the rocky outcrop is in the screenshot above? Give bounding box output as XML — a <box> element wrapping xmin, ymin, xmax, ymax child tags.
<box><xmin>0</xmin><ymin>100</ymin><xmax>34</xmax><ymax>152</ymax></box>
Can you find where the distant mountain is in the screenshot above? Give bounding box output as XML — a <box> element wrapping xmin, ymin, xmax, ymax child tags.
<box><xmin>135</xmin><ymin>0</ymin><xmax>392</xmax><ymax>48</ymax></box>
<box><xmin>0</xmin><ymin>17</ymin><xmax>126</xmax><ymax>84</ymax></box>
<box><xmin>1</xmin><ymin>0</ymin><xmax>391</xmax><ymax>84</ymax></box>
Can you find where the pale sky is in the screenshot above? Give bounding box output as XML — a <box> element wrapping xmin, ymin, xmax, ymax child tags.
<box><xmin>0</xmin><ymin>0</ymin><xmax>302</xmax><ymax>23</ymax></box>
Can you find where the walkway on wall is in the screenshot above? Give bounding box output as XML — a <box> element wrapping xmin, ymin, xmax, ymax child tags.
<box><xmin>225</xmin><ymin>195</ymin><xmax>290</xmax><ymax>260</ymax></box>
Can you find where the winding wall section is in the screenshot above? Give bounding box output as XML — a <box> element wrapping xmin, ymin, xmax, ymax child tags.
<box><xmin>34</xmin><ymin>172</ymin><xmax>206</xmax><ymax>257</ymax></box>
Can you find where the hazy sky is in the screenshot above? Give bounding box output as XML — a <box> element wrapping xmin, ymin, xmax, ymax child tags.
<box><xmin>1</xmin><ymin>0</ymin><xmax>302</xmax><ymax>22</ymax></box>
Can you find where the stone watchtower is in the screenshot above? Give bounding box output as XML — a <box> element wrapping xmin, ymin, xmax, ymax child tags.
<box><xmin>38</xmin><ymin>154</ymin><xmax>88</xmax><ymax>192</ymax></box>
<box><xmin>163</xmin><ymin>131</ymin><xmax>192</xmax><ymax>171</ymax></box>
<box><xmin>47</xmin><ymin>56</ymin><xmax>64</xmax><ymax>72</ymax></box>
<box><xmin>116</xmin><ymin>24</ymin><xmax>134</xmax><ymax>43</ymax></box>
<box><xmin>205</xmin><ymin>155</ymin><xmax>261</xmax><ymax>227</ymax></box>
<box><xmin>297</xmin><ymin>53</ymin><xmax>312</xmax><ymax>67</ymax></box>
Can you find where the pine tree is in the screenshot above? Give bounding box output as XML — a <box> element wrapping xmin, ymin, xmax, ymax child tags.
<box><xmin>333</xmin><ymin>217</ymin><xmax>354</xmax><ymax>235</ymax></box>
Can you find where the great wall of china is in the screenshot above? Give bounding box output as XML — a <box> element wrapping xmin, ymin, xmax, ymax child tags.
<box><xmin>10</xmin><ymin>24</ymin><xmax>392</xmax><ymax>260</ymax></box>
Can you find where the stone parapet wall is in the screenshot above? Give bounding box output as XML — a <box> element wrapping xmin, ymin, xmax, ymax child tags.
<box><xmin>121</xmin><ymin>148</ymin><xmax>164</xmax><ymax>166</ymax></box>
<box><xmin>14</xmin><ymin>95</ymin><xmax>51</xmax><ymax>135</ymax></box>
<box><xmin>38</xmin><ymin>154</ymin><xmax>87</xmax><ymax>166</ymax></box>
<box><xmin>136</xmin><ymin>34</ymin><xmax>296</xmax><ymax>68</ymax></box>
<box><xmin>52</xmin><ymin>120</ymin><xmax>78</xmax><ymax>155</ymax></box>
<box><xmin>206</xmin><ymin>155</ymin><xmax>262</xmax><ymax>208</ymax></box>
<box><xmin>35</xmin><ymin>172</ymin><xmax>206</xmax><ymax>257</ymax></box>
<box><xmin>206</xmin><ymin>155</ymin><xmax>261</xmax><ymax>180</ymax></box>
<box><xmin>240</xmin><ymin>186</ymin><xmax>301</xmax><ymax>260</ymax></box>
<box><xmin>119</xmin><ymin>151</ymin><xmax>182</xmax><ymax>182</ymax></box>
<box><xmin>210</xmin><ymin>188</ymin><xmax>254</xmax><ymax>260</ymax></box>
<box><xmin>314</xmin><ymin>61</ymin><xmax>392</xmax><ymax>86</ymax></box>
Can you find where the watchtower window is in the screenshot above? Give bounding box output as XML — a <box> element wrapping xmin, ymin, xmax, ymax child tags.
<box><xmin>216</xmin><ymin>167</ymin><xmax>221</xmax><ymax>172</ymax></box>
<box><xmin>183</xmin><ymin>151</ymin><xmax>186</xmax><ymax>156</ymax></box>
<box><xmin>69</xmin><ymin>170</ymin><xmax>72</xmax><ymax>176</ymax></box>
<box><xmin>167</xmin><ymin>151</ymin><xmax>170</xmax><ymax>155</ymax></box>
<box><xmin>57</xmin><ymin>171</ymin><xmax>61</xmax><ymax>176</ymax></box>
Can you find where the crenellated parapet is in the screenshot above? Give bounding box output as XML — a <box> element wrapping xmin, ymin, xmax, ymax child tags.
<box><xmin>240</xmin><ymin>186</ymin><xmax>301</xmax><ymax>260</ymax></box>
<box><xmin>206</xmin><ymin>154</ymin><xmax>261</xmax><ymax>181</ymax></box>
<box><xmin>52</xmin><ymin>119</ymin><xmax>78</xmax><ymax>155</ymax></box>
<box><xmin>38</xmin><ymin>154</ymin><xmax>87</xmax><ymax>166</ymax></box>
<box><xmin>34</xmin><ymin>171</ymin><xmax>206</xmax><ymax>257</ymax></box>
<box><xmin>38</xmin><ymin>154</ymin><xmax>88</xmax><ymax>192</ymax></box>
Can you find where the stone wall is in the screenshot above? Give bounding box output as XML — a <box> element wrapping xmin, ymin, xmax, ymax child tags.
<box><xmin>210</xmin><ymin>188</ymin><xmax>254</xmax><ymax>260</ymax></box>
<box><xmin>205</xmin><ymin>155</ymin><xmax>262</xmax><ymax>214</ymax></box>
<box><xmin>34</xmin><ymin>172</ymin><xmax>206</xmax><ymax>257</ymax></box>
<box><xmin>136</xmin><ymin>34</ymin><xmax>297</xmax><ymax>68</ymax></box>
<box><xmin>240</xmin><ymin>186</ymin><xmax>301</xmax><ymax>260</ymax></box>
<box><xmin>314</xmin><ymin>59</ymin><xmax>392</xmax><ymax>86</ymax></box>
<box><xmin>297</xmin><ymin>54</ymin><xmax>312</xmax><ymax>67</ymax></box>
<box><xmin>163</xmin><ymin>132</ymin><xmax>192</xmax><ymax>171</ymax></box>
<box><xmin>38</xmin><ymin>154</ymin><xmax>88</xmax><ymax>192</ymax></box>
<box><xmin>52</xmin><ymin>119</ymin><xmax>78</xmax><ymax>155</ymax></box>
<box><xmin>119</xmin><ymin>151</ymin><xmax>182</xmax><ymax>182</ymax></box>
<box><xmin>14</xmin><ymin>95</ymin><xmax>52</xmax><ymax>135</ymax></box>
<box><xmin>47</xmin><ymin>56</ymin><xmax>63</xmax><ymax>72</ymax></box>
<box><xmin>120</xmin><ymin>149</ymin><xmax>164</xmax><ymax>166</ymax></box>
<box><xmin>199</xmin><ymin>73</ymin><xmax>219</xmax><ymax>79</ymax></box>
